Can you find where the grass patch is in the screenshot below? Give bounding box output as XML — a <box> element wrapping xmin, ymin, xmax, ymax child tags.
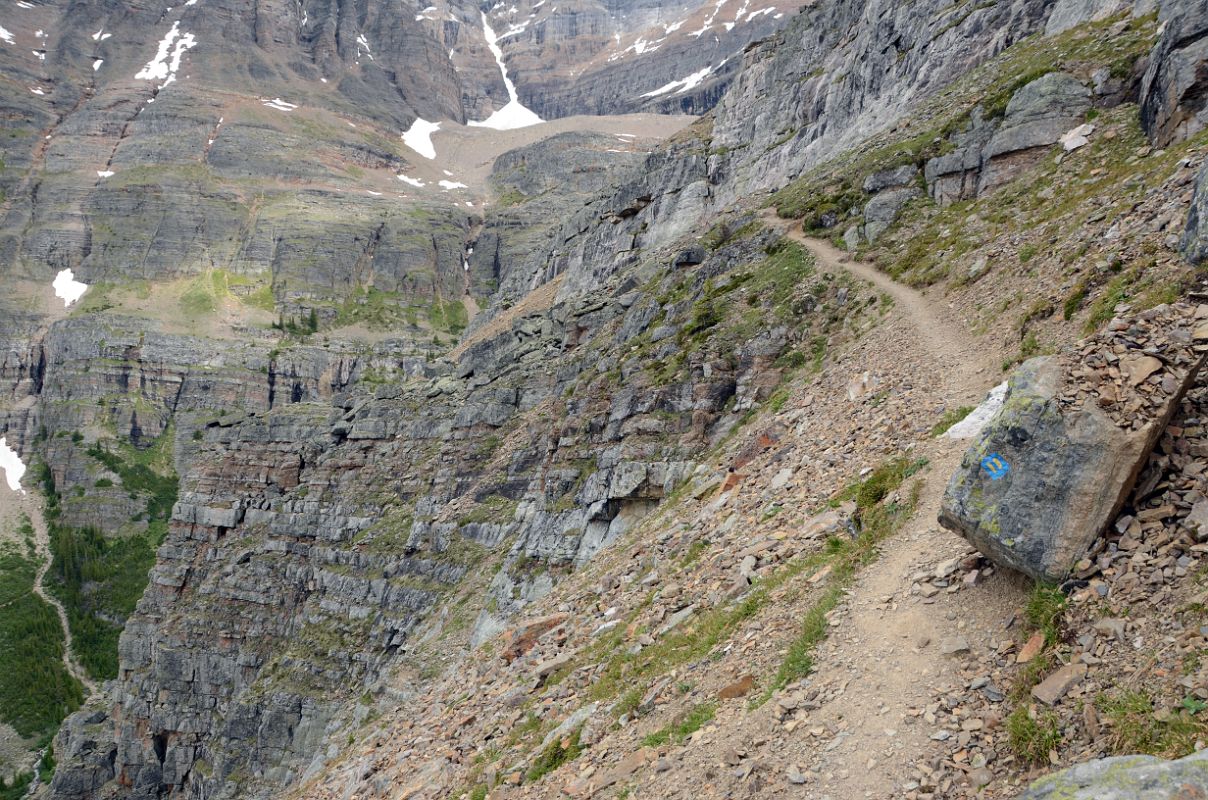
<box><xmin>641</xmin><ymin>702</ymin><xmax>716</xmax><ymax>747</ymax></box>
<box><xmin>525</xmin><ymin>726</ymin><xmax>583</xmax><ymax>783</ymax></box>
<box><xmin>1097</xmin><ymin>690</ymin><xmax>1208</xmax><ymax>758</ymax></box>
<box><xmin>459</xmin><ymin>495</ymin><xmax>519</xmax><ymax>526</ymax></box>
<box><xmin>836</xmin><ymin>456</ymin><xmax>928</xmax><ymax>511</ymax></box>
<box><xmin>930</xmin><ymin>406</ymin><xmax>974</xmax><ymax>437</ymax></box>
<box><xmin>766</xmin><ymin>584</ymin><xmax>843</xmax><ymax>695</ymax></box>
<box><xmin>1024</xmin><ymin>584</ymin><xmax>1067</xmax><ymax>646</ymax></box>
<box><xmin>1006</xmin><ymin>706</ymin><xmax>1062</xmax><ymax>764</ymax></box>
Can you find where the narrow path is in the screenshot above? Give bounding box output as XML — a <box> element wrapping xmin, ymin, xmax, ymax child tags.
<box><xmin>762</xmin><ymin>213</ymin><xmax>1026</xmax><ymax>795</ymax></box>
<box><xmin>762</xmin><ymin>209</ymin><xmax>984</xmax><ymax>383</ymax></box>
<box><xmin>16</xmin><ymin>492</ymin><xmax>98</xmax><ymax>698</ymax></box>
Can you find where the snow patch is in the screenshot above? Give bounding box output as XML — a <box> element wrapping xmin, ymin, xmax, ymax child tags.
<box><xmin>262</xmin><ymin>97</ymin><xmax>297</xmax><ymax>111</ymax></box>
<box><xmin>397</xmin><ymin>174</ymin><xmax>425</xmax><ymax>187</ymax></box>
<box><xmin>96</xmin><ymin>169</ymin><xmax>113</xmax><ymax>177</ymax></box>
<box><xmin>943</xmin><ymin>382</ymin><xmax>1008</xmax><ymax>440</ymax></box>
<box><xmin>356</xmin><ymin>33</ymin><xmax>374</xmax><ymax>60</ymax></box>
<box><xmin>640</xmin><ymin>60</ymin><xmax>722</xmax><ymax>97</ymax></box>
<box><xmin>29</xmin><ymin>86</ymin><xmax>44</xmax><ymax>95</ymax></box>
<box><xmin>496</xmin><ymin>20</ymin><xmax>528</xmax><ymax>39</ymax></box>
<box><xmin>689</xmin><ymin>0</ymin><xmax>728</xmax><ymax>37</ymax></box>
<box><xmin>366</xmin><ymin>190</ymin><xmax>382</xmax><ymax>196</ymax></box>
<box><xmin>53</xmin><ymin>268</ymin><xmax>88</xmax><ymax>305</ymax></box>
<box><xmin>92</xmin><ymin>58</ymin><xmax>104</xmax><ymax>70</ymax></box>
<box><xmin>439</xmin><ymin>179</ymin><xmax>467</xmax><ymax>190</ymax></box>
<box><xmin>16</xmin><ymin>1</ymin><xmax>34</xmax><ymax>7</ymax></box>
<box><xmin>135</xmin><ymin>20</ymin><xmax>197</xmax><ymax>89</ymax></box>
<box><xmin>467</xmin><ymin>13</ymin><xmax>542</xmax><ymax>130</ymax></box>
<box><xmin>402</xmin><ymin>117</ymin><xmax>440</xmax><ymax>159</ymax></box>
<box><xmin>0</xmin><ymin>438</ymin><xmax>27</xmax><ymax>493</ymax></box>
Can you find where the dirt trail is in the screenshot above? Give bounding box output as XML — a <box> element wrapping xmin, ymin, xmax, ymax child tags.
<box><xmin>763</xmin><ymin>210</ymin><xmax>985</xmax><ymax>381</ymax></box>
<box><xmin>763</xmin><ymin>214</ymin><xmax>1027</xmax><ymax>795</ymax></box>
<box><xmin>14</xmin><ymin>491</ymin><xmax>98</xmax><ymax>698</ymax></box>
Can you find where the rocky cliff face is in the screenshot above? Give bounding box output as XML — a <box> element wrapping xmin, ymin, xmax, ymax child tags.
<box><xmin>486</xmin><ymin>0</ymin><xmax>804</xmax><ymax>118</ymax></box>
<box><xmin>48</xmin><ymin>216</ymin><xmax>826</xmax><ymax>798</ymax></box>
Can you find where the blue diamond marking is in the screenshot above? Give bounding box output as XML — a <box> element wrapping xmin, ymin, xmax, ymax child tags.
<box><xmin>981</xmin><ymin>453</ymin><xmax>1010</xmax><ymax>480</ymax></box>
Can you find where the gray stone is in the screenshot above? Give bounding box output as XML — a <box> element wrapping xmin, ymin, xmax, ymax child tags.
<box><xmin>939</xmin><ymin>348</ymin><xmax>1204</xmax><ymax>582</ymax></box>
<box><xmin>863</xmin><ymin>187</ymin><xmax>921</xmax><ymax>242</ymax></box>
<box><xmin>1141</xmin><ymin>0</ymin><xmax>1208</xmax><ymax>146</ymax></box>
<box><xmin>1045</xmin><ymin>0</ymin><xmax>1132</xmax><ymax>36</ymax></box>
<box><xmin>1181</xmin><ymin>161</ymin><xmax>1208</xmax><ymax>264</ymax></box>
<box><xmin>1016</xmin><ymin>750</ymin><xmax>1208</xmax><ymax>798</ymax></box>
<box><xmin>979</xmin><ymin>72</ymin><xmax>1090</xmax><ymax>193</ymax></box>
<box><xmin>863</xmin><ymin>165</ymin><xmax>919</xmax><ymax>193</ymax></box>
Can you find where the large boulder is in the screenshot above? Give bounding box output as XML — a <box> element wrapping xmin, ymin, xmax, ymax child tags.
<box><xmin>939</xmin><ymin>304</ymin><xmax>1208</xmax><ymax>582</ymax></box>
<box><xmin>979</xmin><ymin>72</ymin><xmax>1091</xmax><ymax>193</ymax></box>
<box><xmin>863</xmin><ymin>186</ymin><xmax>921</xmax><ymax>242</ymax></box>
<box><xmin>1141</xmin><ymin>0</ymin><xmax>1208</xmax><ymax>146</ymax></box>
<box><xmin>924</xmin><ymin>73</ymin><xmax>1091</xmax><ymax>203</ymax></box>
<box><xmin>1015</xmin><ymin>750</ymin><xmax>1208</xmax><ymax>798</ymax></box>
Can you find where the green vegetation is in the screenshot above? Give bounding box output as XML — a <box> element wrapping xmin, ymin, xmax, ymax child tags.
<box><xmin>767</xmin><ymin>584</ymin><xmax>843</xmax><ymax>693</ymax></box>
<box><xmin>46</xmin><ymin>523</ymin><xmax>157</xmax><ymax>680</ymax></box>
<box><xmin>836</xmin><ymin>456</ymin><xmax>928</xmax><ymax>511</ymax></box>
<box><xmin>333</xmin><ymin>287</ymin><xmax>468</xmax><ymax>335</ymax></box>
<box><xmin>495</xmin><ymin>188</ymin><xmax>528</xmax><ymax>207</ymax></box>
<box><xmin>1006</xmin><ymin>706</ymin><xmax>1062</xmax><ymax>764</ymax></box>
<box><xmin>273</xmin><ymin>309</ymin><xmax>319</xmax><ymax>336</ymax></box>
<box><xmin>0</xmin><ymin>773</ymin><xmax>33</xmax><ymax>800</ymax></box>
<box><xmin>180</xmin><ymin>268</ymin><xmax>274</xmax><ymax>317</ymax></box>
<box><xmin>459</xmin><ymin>495</ymin><xmax>519</xmax><ymax>526</ymax></box>
<box><xmin>525</xmin><ymin>726</ymin><xmax>583</xmax><ymax>783</ymax></box>
<box><xmin>930</xmin><ymin>405</ymin><xmax>974</xmax><ymax>437</ymax></box>
<box><xmin>1097</xmin><ymin>690</ymin><xmax>1208</xmax><ymax>758</ymax></box>
<box><xmin>86</xmin><ymin>438</ymin><xmax>179</xmax><ymax>540</ymax></box>
<box><xmin>640</xmin><ymin>702</ymin><xmax>716</xmax><ymax>747</ymax></box>
<box><xmin>1024</xmin><ymin>584</ymin><xmax>1067</xmax><ymax>646</ymax></box>
<box><xmin>0</xmin><ymin>519</ymin><xmax>84</xmax><ymax>744</ymax></box>
<box><xmin>38</xmin><ymin>432</ymin><xmax>178</xmax><ymax>681</ymax></box>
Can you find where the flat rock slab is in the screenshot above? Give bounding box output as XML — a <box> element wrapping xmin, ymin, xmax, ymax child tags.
<box><xmin>939</xmin><ymin>303</ymin><xmax>1208</xmax><ymax>582</ymax></box>
<box><xmin>1031</xmin><ymin>662</ymin><xmax>1087</xmax><ymax>706</ymax></box>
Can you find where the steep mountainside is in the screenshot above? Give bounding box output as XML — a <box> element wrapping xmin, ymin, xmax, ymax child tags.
<box><xmin>3</xmin><ymin>0</ymin><xmax>1208</xmax><ymax>798</ymax></box>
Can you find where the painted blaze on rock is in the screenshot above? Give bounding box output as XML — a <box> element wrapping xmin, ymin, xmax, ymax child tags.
<box><xmin>939</xmin><ymin>303</ymin><xmax>1208</xmax><ymax>582</ymax></box>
